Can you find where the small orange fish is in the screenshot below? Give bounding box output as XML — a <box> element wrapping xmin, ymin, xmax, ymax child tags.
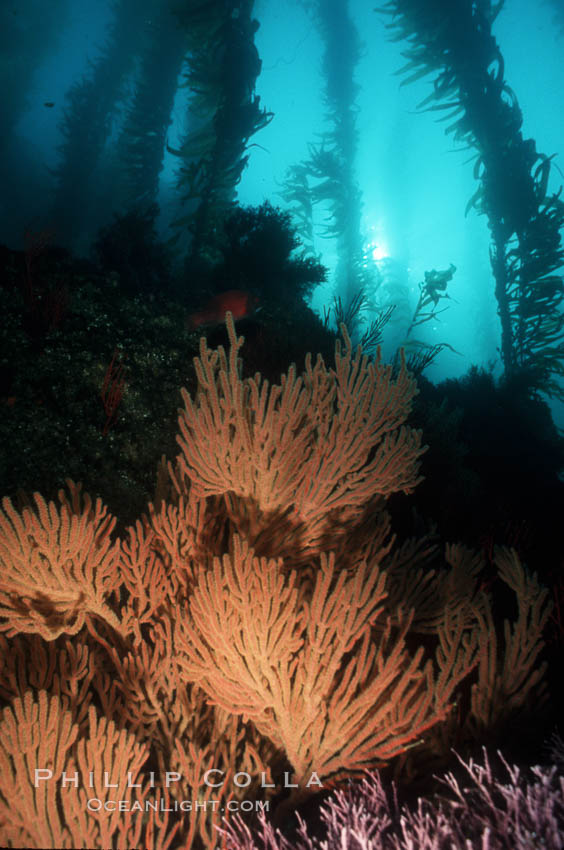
<box><xmin>187</xmin><ymin>290</ymin><xmax>258</xmax><ymax>329</ymax></box>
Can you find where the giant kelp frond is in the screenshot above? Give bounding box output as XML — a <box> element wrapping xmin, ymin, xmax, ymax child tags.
<box><xmin>51</xmin><ymin>0</ymin><xmax>156</xmax><ymax>248</ymax></box>
<box><xmin>116</xmin><ymin>5</ymin><xmax>187</xmax><ymax>209</ymax></box>
<box><xmin>377</xmin><ymin>0</ymin><xmax>564</xmax><ymax>401</ymax></box>
<box><xmin>278</xmin><ymin>165</ymin><xmax>316</xmax><ymax>256</ymax></box>
<box><xmin>171</xmin><ymin>0</ymin><xmax>272</xmax><ymax>260</ymax></box>
<box><xmin>282</xmin><ymin>0</ymin><xmax>364</xmax><ymax>316</ymax></box>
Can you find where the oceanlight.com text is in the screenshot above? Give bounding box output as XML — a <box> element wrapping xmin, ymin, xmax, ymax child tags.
<box><xmin>86</xmin><ymin>798</ymin><xmax>270</xmax><ymax>813</ymax></box>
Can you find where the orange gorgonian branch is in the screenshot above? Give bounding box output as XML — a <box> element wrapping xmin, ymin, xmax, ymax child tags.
<box><xmin>0</xmin><ymin>484</ymin><xmax>123</xmax><ymax>640</ymax></box>
<box><xmin>175</xmin><ymin>313</ymin><xmax>425</xmax><ymax>552</ymax></box>
<box><xmin>177</xmin><ymin>536</ymin><xmax>453</xmax><ymax>785</ymax></box>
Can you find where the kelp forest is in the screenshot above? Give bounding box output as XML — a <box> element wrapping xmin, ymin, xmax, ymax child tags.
<box><xmin>0</xmin><ymin>1</ymin><xmax>564</xmax><ymax>848</ymax></box>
